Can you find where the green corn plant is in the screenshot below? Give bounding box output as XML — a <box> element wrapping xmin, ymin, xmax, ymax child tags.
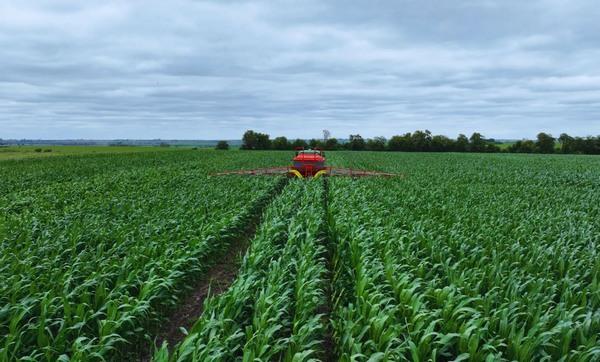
<box><xmin>0</xmin><ymin>151</ymin><xmax>288</xmax><ymax>360</ymax></box>
<box><xmin>325</xmin><ymin>152</ymin><xmax>600</xmax><ymax>361</ymax></box>
<box><xmin>160</xmin><ymin>180</ymin><xmax>330</xmax><ymax>361</ymax></box>
<box><xmin>3</xmin><ymin>149</ymin><xmax>600</xmax><ymax>361</ymax></box>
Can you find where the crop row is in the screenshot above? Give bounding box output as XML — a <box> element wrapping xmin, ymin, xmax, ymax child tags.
<box><xmin>3</xmin><ymin>150</ymin><xmax>599</xmax><ymax>361</ymax></box>
<box><xmin>326</xmin><ymin>152</ymin><xmax>600</xmax><ymax>361</ymax></box>
<box><xmin>0</xmin><ymin>157</ymin><xmax>284</xmax><ymax>361</ymax></box>
<box><xmin>0</xmin><ymin>150</ymin><xmax>291</xmax><ymax>196</ymax></box>
<box><xmin>156</xmin><ymin>179</ymin><xmax>329</xmax><ymax>361</ymax></box>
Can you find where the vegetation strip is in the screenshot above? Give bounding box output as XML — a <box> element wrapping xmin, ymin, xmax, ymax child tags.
<box><xmin>148</xmin><ymin>177</ymin><xmax>288</xmax><ymax>355</ymax></box>
<box><xmin>142</xmin><ymin>179</ymin><xmax>287</xmax><ymax>360</ymax></box>
<box><xmin>325</xmin><ymin>152</ymin><xmax>600</xmax><ymax>361</ymax></box>
<box><xmin>154</xmin><ymin>179</ymin><xmax>330</xmax><ymax>361</ymax></box>
<box><xmin>239</xmin><ymin>129</ymin><xmax>600</xmax><ymax>154</ymax></box>
<box><xmin>4</xmin><ymin>150</ymin><xmax>600</xmax><ymax>361</ymax></box>
<box><xmin>319</xmin><ymin>177</ymin><xmax>337</xmax><ymax>362</ymax></box>
<box><xmin>0</xmin><ymin>151</ymin><xmax>290</xmax><ymax>361</ymax></box>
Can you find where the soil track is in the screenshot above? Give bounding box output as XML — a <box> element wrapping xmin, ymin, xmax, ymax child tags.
<box><xmin>319</xmin><ymin>178</ymin><xmax>336</xmax><ymax>362</ymax></box>
<box><xmin>142</xmin><ymin>178</ymin><xmax>288</xmax><ymax>359</ymax></box>
<box><xmin>154</xmin><ymin>230</ymin><xmax>251</xmax><ymax>351</ymax></box>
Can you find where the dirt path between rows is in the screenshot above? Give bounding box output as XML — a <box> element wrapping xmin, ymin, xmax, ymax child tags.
<box><xmin>140</xmin><ymin>179</ymin><xmax>288</xmax><ymax>360</ymax></box>
<box><xmin>320</xmin><ymin>178</ymin><xmax>336</xmax><ymax>362</ymax></box>
<box><xmin>139</xmin><ymin>232</ymin><xmax>253</xmax><ymax>362</ymax></box>
<box><xmin>154</xmin><ymin>234</ymin><xmax>251</xmax><ymax>351</ymax></box>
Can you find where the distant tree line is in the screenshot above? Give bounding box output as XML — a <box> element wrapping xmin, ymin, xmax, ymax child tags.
<box><xmin>239</xmin><ymin>130</ymin><xmax>600</xmax><ymax>155</ymax></box>
<box><xmin>240</xmin><ymin>130</ymin><xmax>342</xmax><ymax>151</ymax></box>
<box><xmin>507</xmin><ymin>133</ymin><xmax>600</xmax><ymax>155</ymax></box>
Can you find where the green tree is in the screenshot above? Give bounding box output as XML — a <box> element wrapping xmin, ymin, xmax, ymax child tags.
<box><xmin>215</xmin><ymin>141</ymin><xmax>229</xmax><ymax>150</ymax></box>
<box><xmin>388</xmin><ymin>133</ymin><xmax>412</xmax><ymax>151</ymax></box>
<box><xmin>241</xmin><ymin>130</ymin><xmax>258</xmax><ymax>150</ymax></box>
<box><xmin>347</xmin><ymin>134</ymin><xmax>366</xmax><ymax>151</ymax></box>
<box><xmin>411</xmin><ymin>130</ymin><xmax>432</xmax><ymax>151</ymax></box>
<box><xmin>485</xmin><ymin>143</ymin><xmax>501</xmax><ymax>153</ymax></box>
<box><xmin>308</xmin><ymin>138</ymin><xmax>323</xmax><ymax>149</ymax></box>
<box><xmin>366</xmin><ymin>137</ymin><xmax>386</xmax><ymax>151</ymax></box>
<box><xmin>535</xmin><ymin>133</ymin><xmax>555</xmax><ymax>154</ymax></box>
<box><xmin>255</xmin><ymin>133</ymin><xmax>271</xmax><ymax>149</ymax></box>
<box><xmin>508</xmin><ymin>140</ymin><xmax>536</xmax><ymax>153</ymax></box>
<box><xmin>324</xmin><ymin>138</ymin><xmax>339</xmax><ymax>150</ymax></box>
<box><xmin>469</xmin><ymin>132</ymin><xmax>486</xmax><ymax>152</ymax></box>
<box><xmin>431</xmin><ymin>135</ymin><xmax>453</xmax><ymax>152</ymax></box>
<box><xmin>272</xmin><ymin>136</ymin><xmax>290</xmax><ymax>150</ymax></box>
<box><xmin>242</xmin><ymin>130</ymin><xmax>270</xmax><ymax>150</ymax></box>
<box><xmin>291</xmin><ymin>138</ymin><xmax>308</xmax><ymax>149</ymax></box>
<box><xmin>558</xmin><ymin>133</ymin><xmax>574</xmax><ymax>154</ymax></box>
<box><xmin>455</xmin><ymin>134</ymin><xmax>469</xmax><ymax>152</ymax></box>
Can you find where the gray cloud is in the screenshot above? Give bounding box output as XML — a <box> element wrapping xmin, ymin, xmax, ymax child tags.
<box><xmin>0</xmin><ymin>0</ymin><xmax>599</xmax><ymax>139</ymax></box>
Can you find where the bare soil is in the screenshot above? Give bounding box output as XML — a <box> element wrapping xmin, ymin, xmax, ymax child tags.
<box><xmin>153</xmin><ymin>236</ymin><xmax>250</xmax><ymax>351</ymax></box>
<box><xmin>317</xmin><ymin>291</ymin><xmax>336</xmax><ymax>362</ymax></box>
<box><xmin>319</xmin><ymin>178</ymin><xmax>337</xmax><ymax>362</ymax></box>
<box><xmin>137</xmin><ymin>179</ymin><xmax>288</xmax><ymax>361</ymax></box>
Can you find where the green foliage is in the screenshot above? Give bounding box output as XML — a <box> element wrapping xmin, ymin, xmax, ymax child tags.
<box><xmin>215</xmin><ymin>141</ymin><xmax>229</xmax><ymax>150</ymax></box>
<box><xmin>347</xmin><ymin>134</ymin><xmax>366</xmax><ymax>151</ymax></box>
<box><xmin>366</xmin><ymin>137</ymin><xmax>386</xmax><ymax>151</ymax></box>
<box><xmin>508</xmin><ymin>140</ymin><xmax>536</xmax><ymax>153</ymax></box>
<box><xmin>241</xmin><ymin>130</ymin><xmax>271</xmax><ymax>150</ymax></box>
<box><xmin>291</xmin><ymin>138</ymin><xmax>309</xmax><ymax>149</ymax></box>
<box><xmin>469</xmin><ymin>132</ymin><xmax>486</xmax><ymax>152</ymax></box>
<box><xmin>272</xmin><ymin>136</ymin><xmax>290</xmax><ymax>150</ymax></box>
<box><xmin>324</xmin><ymin>137</ymin><xmax>339</xmax><ymax>150</ymax></box>
<box><xmin>328</xmin><ymin>151</ymin><xmax>600</xmax><ymax>361</ymax></box>
<box><xmin>536</xmin><ymin>132</ymin><xmax>555</xmax><ymax>154</ymax></box>
<box><xmin>3</xmin><ymin>150</ymin><xmax>600</xmax><ymax>361</ymax></box>
<box><xmin>0</xmin><ymin>145</ymin><xmax>177</xmax><ymax>161</ymax></box>
<box><xmin>0</xmin><ymin>150</ymin><xmax>290</xmax><ymax>360</ymax></box>
<box><xmin>162</xmin><ymin>179</ymin><xmax>329</xmax><ymax>361</ymax></box>
<box><xmin>558</xmin><ymin>133</ymin><xmax>600</xmax><ymax>154</ymax></box>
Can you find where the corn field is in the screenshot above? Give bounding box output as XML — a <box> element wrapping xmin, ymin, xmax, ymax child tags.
<box><xmin>1</xmin><ymin>150</ymin><xmax>599</xmax><ymax>361</ymax></box>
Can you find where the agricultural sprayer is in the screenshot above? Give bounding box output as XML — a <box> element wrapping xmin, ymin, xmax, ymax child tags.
<box><xmin>213</xmin><ymin>148</ymin><xmax>400</xmax><ymax>178</ymax></box>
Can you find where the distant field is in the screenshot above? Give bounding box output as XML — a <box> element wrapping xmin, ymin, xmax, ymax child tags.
<box><xmin>496</xmin><ymin>141</ymin><xmax>515</xmax><ymax>149</ymax></box>
<box><xmin>0</xmin><ymin>145</ymin><xmax>179</xmax><ymax>160</ymax></box>
<box><xmin>1</xmin><ymin>150</ymin><xmax>599</xmax><ymax>361</ymax></box>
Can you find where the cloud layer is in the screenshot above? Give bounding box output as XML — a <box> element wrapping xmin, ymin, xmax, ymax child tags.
<box><xmin>1</xmin><ymin>0</ymin><xmax>599</xmax><ymax>139</ymax></box>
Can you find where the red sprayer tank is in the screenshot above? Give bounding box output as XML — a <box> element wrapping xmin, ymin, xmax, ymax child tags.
<box><xmin>292</xmin><ymin>148</ymin><xmax>325</xmax><ymax>177</ymax></box>
<box><xmin>212</xmin><ymin>146</ymin><xmax>400</xmax><ymax>178</ymax></box>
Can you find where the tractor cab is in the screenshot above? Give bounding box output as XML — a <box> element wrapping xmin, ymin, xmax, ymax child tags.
<box><xmin>292</xmin><ymin>148</ymin><xmax>326</xmax><ymax>177</ymax></box>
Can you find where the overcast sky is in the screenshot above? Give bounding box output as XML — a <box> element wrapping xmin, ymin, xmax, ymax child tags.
<box><xmin>1</xmin><ymin>0</ymin><xmax>599</xmax><ymax>140</ymax></box>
